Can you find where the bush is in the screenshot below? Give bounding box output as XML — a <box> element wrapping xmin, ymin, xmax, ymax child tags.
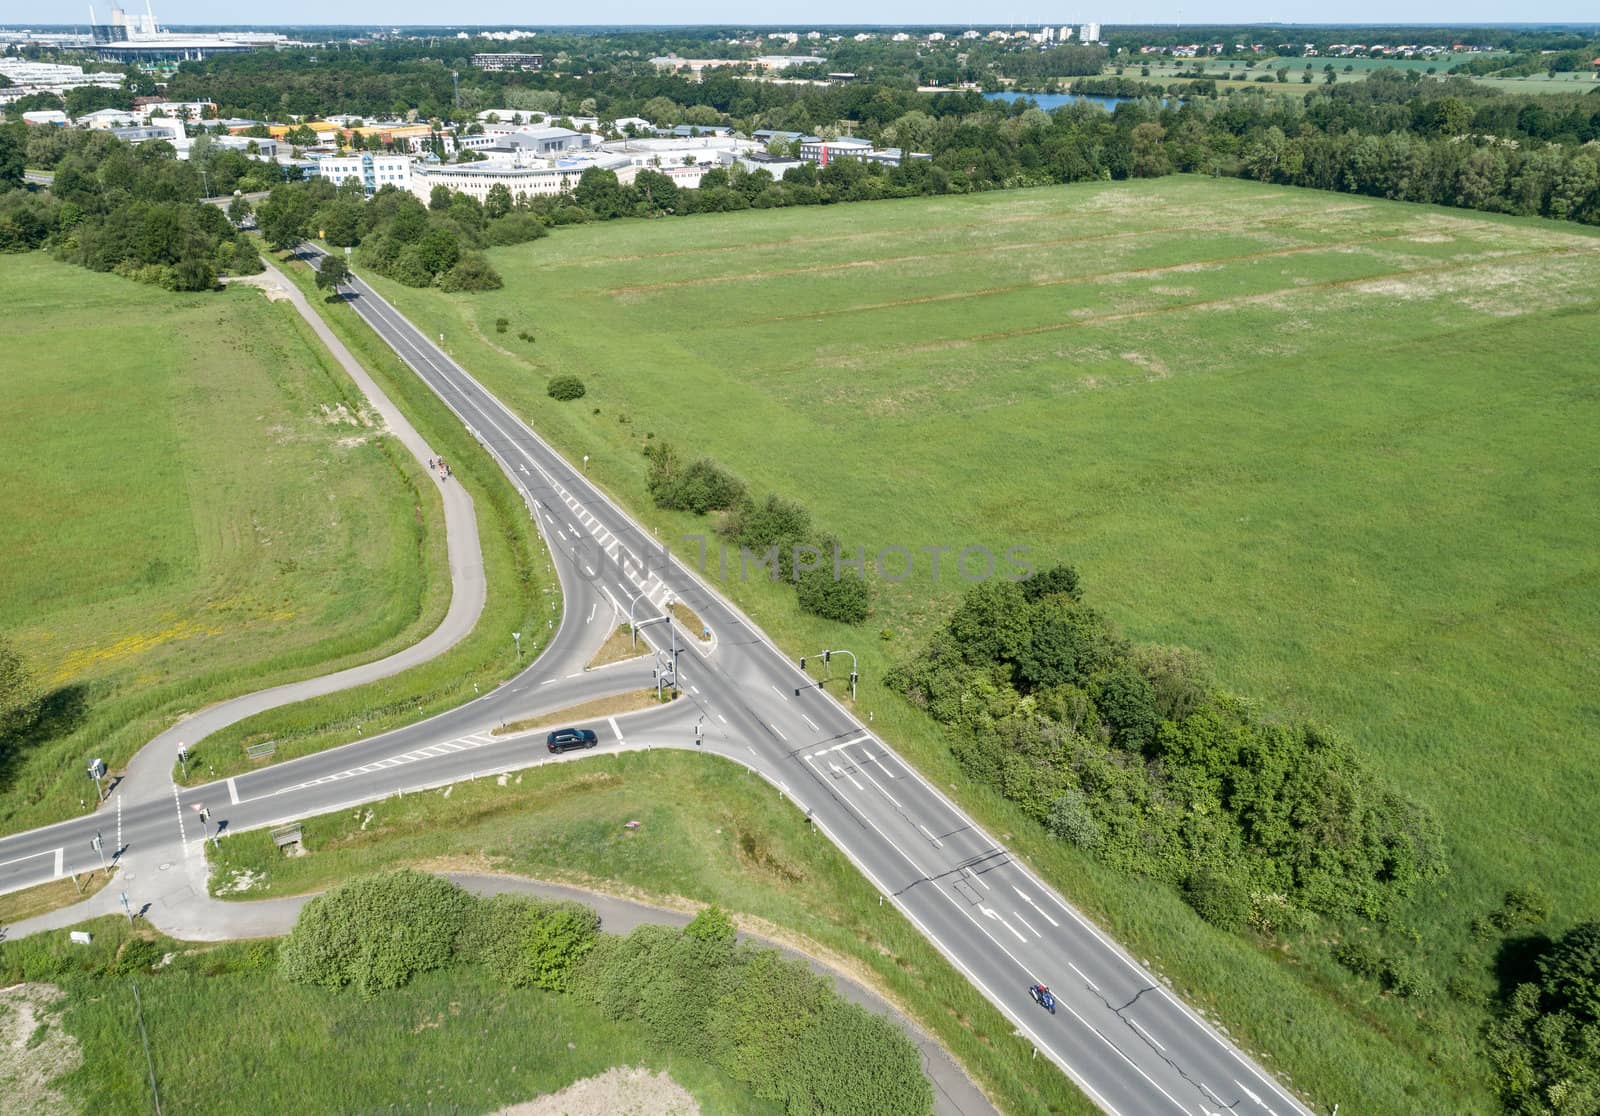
<box><xmin>278</xmin><ymin>870</ymin><xmax>473</xmax><ymax>997</ymax></box>
<box><xmin>1184</xmin><ymin>869</ymin><xmax>1251</xmax><ymax>931</ymax></box>
<box><xmin>1381</xmin><ymin>955</ymin><xmax>1435</xmax><ymax>998</ymax></box>
<box><xmin>547</xmin><ymin>374</ymin><xmax>586</xmax><ymax>401</ymax></box>
<box><xmin>1333</xmin><ymin>938</ymin><xmax>1384</xmax><ymax>980</ymax></box>
<box><xmin>1047</xmin><ymin>789</ymin><xmax>1103</xmax><ymax>849</ymax></box>
<box><xmin>494</xmin><ymin>316</ymin><xmax>509</xmax><ymax>333</ymax></box>
<box><xmin>1490</xmin><ymin>885</ymin><xmax>1553</xmax><ymax>932</ymax></box>
<box><xmin>436</xmin><ymin>252</ymin><xmax>503</xmax><ymax>292</ymax></box>
<box><xmin>795</xmin><ymin>565</ymin><xmax>870</xmax><ymax>624</ymax></box>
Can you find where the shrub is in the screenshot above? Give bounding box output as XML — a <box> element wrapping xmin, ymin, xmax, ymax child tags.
<box><xmin>1381</xmin><ymin>955</ymin><xmax>1435</xmax><ymax>998</ymax></box>
<box><xmin>518</xmin><ymin>330</ymin><xmax>536</xmax><ymax>343</ymax></box>
<box><xmin>645</xmin><ymin>446</ymin><xmax>745</xmax><ymax>515</ymax></box>
<box><xmin>494</xmin><ymin>316</ymin><xmax>509</xmax><ymax>333</ymax></box>
<box><xmin>1184</xmin><ymin>869</ymin><xmax>1251</xmax><ymax>931</ymax></box>
<box><xmin>796</xmin><ymin>565</ymin><xmax>870</xmax><ymax>624</ymax></box>
<box><xmin>521</xmin><ymin>900</ymin><xmax>600</xmax><ymax>991</ymax></box>
<box><xmin>278</xmin><ymin>870</ymin><xmax>473</xmax><ymax>997</ymax></box>
<box><xmin>547</xmin><ymin>375</ymin><xmax>586</xmax><ymax>401</ymax></box>
<box><xmin>685</xmin><ymin>905</ymin><xmax>737</xmax><ymax>946</ymax></box>
<box><xmin>1333</xmin><ymin>938</ymin><xmax>1384</xmax><ymax>981</ymax></box>
<box><xmin>1047</xmin><ymin>789</ymin><xmax>1103</xmax><ymax>849</ymax></box>
<box><xmin>1491</xmin><ymin>885</ymin><xmax>1553</xmax><ymax>932</ymax></box>
<box><xmin>436</xmin><ymin>252</ymin><xmax>503</xmax><ymax>292</ymax></box>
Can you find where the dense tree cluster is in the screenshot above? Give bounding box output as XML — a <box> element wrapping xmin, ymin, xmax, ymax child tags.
<box><xmin>276</xmin><ymin>873</ymin><xmax>930</xmax><ymax>1113</ymax></box>
<box><xmin>0</xmin><ymin>126</ymin><xmax>261</xmax><ymax>288</ymax></box>
<box><xmin>887</xmin><ymin>567</ymin><xmax>1447</xmax><ymax>930</ymax></box>
<box><xmin>579</xmin><ymin>908</ymin><xmax>932</xmax><ymax>1115</ymax></box>
<box><xmin>1490</xmin><ymin>920</ymin><xmax>1600</xmax><ymax>1115</ymax></box>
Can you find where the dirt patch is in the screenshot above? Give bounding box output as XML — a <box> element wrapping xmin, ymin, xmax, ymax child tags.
<box><xmin>492</xmin><ymin>691</ymin><xmax>668</xmax><ymax>737</ymax></box>
<box><xmin>0</xmin><ymin>984</ymin><xmax>79</xmax><ymax>1116</ymax></box>
<box><xmin>585</xmin><ymin>626</ymin><xmax>643</xmax><ymax>670</ymax></box>
<box><xmin>490</xmin><ymin>1066</ymin><xmax>698</xmax><ymax>1116</ymax></box>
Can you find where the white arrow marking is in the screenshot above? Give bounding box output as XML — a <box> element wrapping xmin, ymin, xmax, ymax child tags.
<box><xmin>981</xmin><ymin>906</ymin><xmax>1028</xmax><ymax>943</ymax></box>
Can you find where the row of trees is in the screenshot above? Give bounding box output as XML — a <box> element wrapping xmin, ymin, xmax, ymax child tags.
<box><xmin>887</xmin><ymin>567</ymin><xmax>1447</xmax><ymax>930</ymax></box>
<box><xmin>644</xmin><ymin>444</ymin><xmax>870</xmax><ymax>624</ymax></box>
<box><xmin>278</xmin><ymin>870</ymin><xmax>932</xmax><ymax>1114</ymax></box>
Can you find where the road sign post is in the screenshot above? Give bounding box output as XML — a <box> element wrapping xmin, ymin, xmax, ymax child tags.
<box><xmin>91</xmin><ymin>832</ymin><xmax>108</xmax><ymax>877</ymax></box>
<box><xmin>177</xmin><ymin>743</ymin><xmax>188</xmax><ymax>780</ymax></box>
<box><xmin>119</xmin><ymin>890</ymin><xmax>133</xmax><ymax>926</ymax></box>
<box><xmin>512</xmin><ymin>631</ymin><xmax>521</xmax><ymax>658</ymax></box>
<box><xmin>87</xmin><ymin>758</ymin><xmax>106</xmax><ymax>802</ymax></box>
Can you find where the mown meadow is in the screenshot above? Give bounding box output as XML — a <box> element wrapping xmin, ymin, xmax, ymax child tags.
<box><xmin>362</xmin><ymin>176</ymin><xmax>1600</xmax><ymax>1112</ymax></box>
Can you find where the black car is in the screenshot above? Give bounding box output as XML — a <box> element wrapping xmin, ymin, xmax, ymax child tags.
<box><xmin>546</xmin><ymin>727</ymin><xmax>599</xmax><ymax>753</ymax></box>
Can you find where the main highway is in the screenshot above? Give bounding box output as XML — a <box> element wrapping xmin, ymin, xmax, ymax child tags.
<box><xmin>0</xmin><ymin>248</ymin><xmax>1319</xmax><ymax>1116</ymax></box>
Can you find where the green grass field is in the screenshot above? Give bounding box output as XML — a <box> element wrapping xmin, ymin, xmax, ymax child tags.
<box><xmin>360</xmin><ymin>176</ymin><xmax>1600</xmax><ymax>1113</ymax></box>
<box><xmin>1</xmin><ymin>918</ymin><xmax>769</xmax><ymax>1116</ymax></box>
<box><xmin>163</xmin><ymin>252</ymin><xmax>552</xmax><ymax>789</ymax></box>
<box><xmin>1111</xmin><ymin>53</ymin><xmax>1597</xmax><ymax>94</ymax></box>
<box><xmin>0</xmin><ymin>256</ymin><xmax>453</xmax><ymax>832</ymax></box>
<box><xmin>207</xmin><ymin>750</ymin><xmax>1093</xmax><ymax>1116</ymax></box>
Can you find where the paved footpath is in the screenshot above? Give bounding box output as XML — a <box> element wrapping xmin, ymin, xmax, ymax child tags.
<box><xmin>110</xmin><ymin>264</ymin><xmax>486</xmax><ymax>811</ymax></box>
<box><xmin>4</xmin><ymin>870</ymin><xmax>996</xmax><ymax>1116</ymax></box>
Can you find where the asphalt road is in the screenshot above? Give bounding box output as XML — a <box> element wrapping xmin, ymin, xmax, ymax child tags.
<box><xmin>0</xmin><ymin>248</ymin><xmax>1321</xmax><ymax>1116</ymax></box>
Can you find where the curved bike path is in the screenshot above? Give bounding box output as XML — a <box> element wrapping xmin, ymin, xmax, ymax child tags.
<box><xmin>112</xmin><ymin>264</ymin><xmax>487</xmax><ymax>808</ymax></box>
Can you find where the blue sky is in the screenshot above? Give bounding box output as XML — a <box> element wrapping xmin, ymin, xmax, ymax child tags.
<box><xmin>21</xmin><ymin>2</ymin><xmax>1600</xmax><ymax>28</ymax></box>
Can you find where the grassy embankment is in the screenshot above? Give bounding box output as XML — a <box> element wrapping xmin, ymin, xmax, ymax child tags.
<box><xmin>0</xmin><ymin>916</ymin><xmax>770</xmax><ymax>1116</ymax></box>
<box><xmin>165</xmin><ymin>251</ymin><xmax>555</xmax><ymax>787</ymax></box>
<box><xmin>361</xmin><ymin>176</ymin><xmax>1600</xmax><ymax>1113</ymax></box>
<box><xmin>0</xmin><ymin>255</ymin><xmax>447</xmax><ymax>834</ymax></box>
<box><xmin>207</xmin><ymin>749</ymin><xmax>1094</xmax><ymax>1116</ymax></box>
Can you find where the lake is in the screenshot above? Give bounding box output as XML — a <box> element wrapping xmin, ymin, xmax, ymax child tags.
<box><xmin>983</xmin><ymin>90</ymin><xmax>1141</xmax><ymax>111</ymax></box>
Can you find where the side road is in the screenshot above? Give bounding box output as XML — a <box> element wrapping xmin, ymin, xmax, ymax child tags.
<box><xmin>2</xmin><ymin>870</ymin><xmax>995</xmax><ymax>1116</ymax></box>
<box><xmin>112</xmin><ymin>263</ymin><xmax>487</xmax><ymax>808</ymax></box>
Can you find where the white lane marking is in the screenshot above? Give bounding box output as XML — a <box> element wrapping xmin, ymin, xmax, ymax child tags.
<box><xmin>716</xmin><ymin>713</ymin><xmax>727</xmax><ymax>724</ymax></box>
<box><xmin>825</xmin><ymin>734</ymin><xmax>871</xmax><ymax>753</ymax></box>
<box><xmin>584</xmin><ymin>565</ymin><xmax>596</xmax><ymax>576</ymax></box>
<box><xmin>53</xmin><ymin>847</ymin><xmax>63</xmax><ymax>878</ymax></box>
<box><xmin>916</xmin><ymin>822</ymin><xmax>943</xmax><ymax>847</ymax></box>
<box><xmin>608</xmin><ymin>716</ymin><xmax>623</xmax><ymax>744</ymax></box>
<box><xmin>770</xmin><ymin>724</ymin><xmax>787</xmax><ymax>741</ymax></box>
<box><xmin>770</xmin><ymin>684</ymin><xmax>789</xmax><ymax>702</ymax></box>
<box><xmin>1013</xmin><ymin>909</ymin><xmax>1042</xmax><ymax>939</ymax></box>
<box><xmin>172</xmin><ymin>783</ymin><xmax>187</xmax><ymax>847</ymax></box>
<box><xmin>1013</xmin><ymin>886</ymin><xmax>1061</xmax><ymax>927</ymax></box>
<box><xmin>689</xmin><ymin>685</ymin><xmax>700</xmax><ymax>695</ymax></box>
<box><xmin>858</xmin><ymin>747</ymin><xmax>898</xmax><ymax>779</ymax></box>
<box><xmin>840</xmin><ymin>746</ymin><xmax>903</xmax><ymax>809</ymax></box>
<box><xmin>801</xmin><ymin>714</ymin><xmax>819</xmax><ymax>731</ymax></box>
<box><xmin>227</xmin><ymin>777</ymin><xmax>240</xmax><ymax>806</ymax></box>
<box><xmin>1233</xmin><ymin>1080</ymin><xmax>1279</xmax><ymax>1115</ymax></box>
<box><xmin>1128</xmin><ymin>1018</ymin><xmax>1166</xmax><ymax>1052</ymax></box>
<box><xmin>981</xmin><ymin>906</ymin><xmax>1028</xmax><ymax>944</ymax></box>
<box><xmin>586</xmin><ymin>603</ymin><xmax>596</xmax><ymax>624</ymax></box>
<box><xmin>944</xmin><ymin>895</ymin><xmax>1190</xmax><ymax>1115</ymax></box>
<box><xmin>116</xmin><ymin>793</ymin><xmax>123</xmax><ymax>851</ymax></box>
<box><xmin>518</xmin><ymin>463</ymin><xmax>528</xmax><ymax>474</ymax></box>
<box><xmin>962</xmin><ymin>866</ymin><xmax>992</xmax><ymax>892</ymax></box>
<box><xmin>540</xmin><ymin>678</ymin><xmax>559</xmax><ymax>686</ymax></box>
<box><xmin>1068</xmin><ymin>962</ymin><xmax>1100</xmax><ymax>992</ymax></box>
<box><xmin>828</xmin><ymin>760</ymin><xmax>863</xmax><ymax>791</ymax></box>
<box><xmin>0</xmin><ymin>849</ymin><xmax>60</xmax><ymax>870</ymax></box>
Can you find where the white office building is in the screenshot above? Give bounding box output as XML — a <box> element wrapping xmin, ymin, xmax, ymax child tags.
<box><xmin>1080</xmin><ymin>23</ymin><xmax>1101</xmax><ymax>43</ymax></box>
<box><xmin>314</xmin><ymin>153</ymin><xmax>413</xmax><ymax>194</ymax></box>
<box><xmin>410</xmin><ymin>154</ymin><xmax>635</xmax><ymax>205</ymax></box>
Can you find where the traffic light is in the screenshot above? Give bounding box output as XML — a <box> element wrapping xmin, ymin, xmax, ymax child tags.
<box><xmin>799</xmin><ymin>656</ymin><xmax>806</xmax><ymax>671</ymax></box>
<box><xmin>823</xmin><ymin>650</ymin><xmax>831</xmax><ymax>664</ymax></box>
